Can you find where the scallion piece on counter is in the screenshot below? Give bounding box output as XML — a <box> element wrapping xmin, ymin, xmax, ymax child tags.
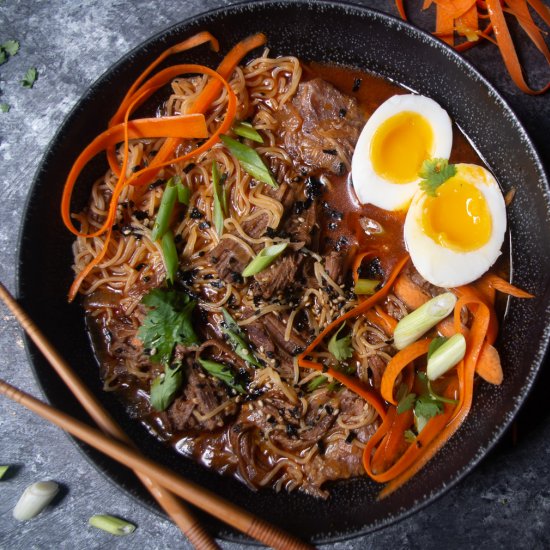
<box><xmin>212</xmin><ymin>161</ymin><xmax>226</xmax><ymax>236</ymax></box>
<box><xmin>175</xmin><ymin>177</ymin><xmax>191</xmax><ymax>205</ymax></box>
<box><xmin>161</xmin><ymin>230</ymin><xmax>178</xmax><ymax>283</ymax></box>
<box><xmin>221</xmin><ymin>308</ymin><xmax>262</xmax><ymax>368</ymax></box>
<box><xmin>0</xmin><ymin>465</ymin><xmax>9</xmax><ymax>479</ymax></box>
<box><xmin>89</xmin><ymin>515</ymin><xmax>136</xmax><ymax>536</ymax></box>
<box><xmin>233</xmin><ymin>121</ymin><xmax>264</xmax><ymax>143</ymax></box>
<box><xmin>242</xmin><ymin>242</ymin><xmax>288</xmax><ymax>277</ymax></box>
<box><xmin>198</xmin><ymin>358</ymin><xmax>246</xmax><ymax>394</ymax></box>
<box><xmin>427</xmin><ymin>333</ymin><xmax>466</xmax><ymax>381</ymax></box>
<box><xmin>354</xmin><ymin>278</ymin><xmax>380</xmax><ymax>295</ymax></box>
<box><xmin>151</xmin><ymin>178</ymin><xmax>178</xmax><ymax>241</ymax></box>
<box><xmin>220</xmin><ymin>134</ymin><xmax>277</xmax><ymax>188</ymax></box>
<box><xmin>393</xmin><ymin>292</ymin><xmax>457</xmax><ymax>350</ymax></box>
<box><xmin>12</xmin><ymin>481</ymin><xmax>59</xmax><ymax>521</ymax></box>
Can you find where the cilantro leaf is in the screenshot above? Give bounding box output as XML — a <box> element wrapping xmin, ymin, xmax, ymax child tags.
<box><xmin>3</xmin><ymin>40</ymin><xmax>19</xmax><ymax>56</ymax></box>
<box><xmin>150</xmin><ymin>364</ymin><xmax>184</xmax><ymax>411</ymax></box>
<box><xmin>328</xmin><ymin>323</ymin><xmax>353</xmax><ymax>361</ymax></box>
<box><xmin>0</xmin><ymin>103</ymin><xmax>9</xmax><ymax>113</ymax></box>
<box><xmin>414</xmin><ymin>395</ymin><xmax>444</xmax><ymax>421</ymax></box>
<box><xmin>21</xmin><ymin>67</ymin><xmax>37</xmax><ymax>88</ymax></box>
<box><xmin>198</xmin><ymin>359</ymin><xmax>246</xmax><ymax>394</ymax></box>
<box><xmin>428</xmin><ymin>337</ymin><xmax>448</xmax><ymax>359</ymax></box>
<box><xmin>397</xmin><ymin>391</ymin><xmax>416</xmax><ymax>414</ymax></box>
<box><xmin>138</xmin><ymin>288</ymin><xmax>198</xmax><ymax>366</ymax></box>
<box><xmin>418</xmin><ymin>158</ymin><xmax>456</xmax><ymax>197</ymax></box>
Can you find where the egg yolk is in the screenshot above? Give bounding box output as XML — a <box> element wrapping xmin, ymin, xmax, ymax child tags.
<box><xmin>370</xmin><ymin>111</ymin><xmax>434</xmax><ymax>184</ymax></box>
<box><xmin>422</xmin><ymin>178</ymin><xmax>492</xmax><ymax>252</ymax></box>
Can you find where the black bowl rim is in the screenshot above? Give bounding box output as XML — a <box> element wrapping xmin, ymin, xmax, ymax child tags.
<box><xmin>16</xmin><ymin>0</ymin><xmax>550</xmax><ymax>544</ymax></box>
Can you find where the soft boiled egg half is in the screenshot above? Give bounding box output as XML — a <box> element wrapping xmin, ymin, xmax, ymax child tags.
<box><xmin>404</xmin><ymin>163</ymin><xmax>507</xmax><ymax>288</ymax></box>
<box><xmin>352</xmin><ymin>94</ymin><xmax>453</xmax><ymax>211</ymax></box>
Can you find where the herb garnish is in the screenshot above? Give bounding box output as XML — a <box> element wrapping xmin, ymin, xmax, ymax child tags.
<box><xmin>138</xmin><ymin>288</ymin><xmax>198</xmax><ymax>366</ymax></box>
<box><xmin>221</xmin><ymin>308</ymin><xmax>262</xmax><ymax>368</ymax></box>
<box><xmin>328</xmin><ymin>322</ymin><xmax>353</xmax><ymax>361</ymax></box>
<box><xmin>418</xmin><ymin>158</ymin><xmax>456</xmax><ymax>197</ymax></box>
<box><xmin>0</xmin><ymin>103</ymin><xmax>9</xmax><ymax>113</ymax></box>
<box><xmin>198</xmin><ymin>358</ymin><xmax>246</xmax><ymax>394</ymax></box>
<box><xmin>21</xmin><ymin>67</ymin><xmax>38</xmax><ymax>88</ymax></box>
<box><xmin>212</xmin><ymin>161</ymin><xmax>226</xmax><ymax>236</ymax></box>
<box><xmin>150</xmin><ymin>364</ymin><xmax>184</xmax><ymax>411</ymax></box>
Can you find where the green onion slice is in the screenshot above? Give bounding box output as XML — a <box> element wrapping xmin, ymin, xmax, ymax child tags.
<box><xmin>13</xmin><ymin>481</ymin><xmax>59</xmax><ymax>521</ymax></box>
<box><xmin>307</xmin><ymin>375</ymin><xmax>328</xmax><ymax>392</ymax></box>
<box><xmin>393</xmin><ymin>292</ymin><xmax>457</xmax><ymax>350</ymax></box>
<box><xmin>354</xmin><ymin>278</ymin><xmax>380</xmax><ymax>295</ymax></box>
<box><xmin>427</xmin><ymin>333</ymin><xmax>466</xmax><ymax>381</ymax></box>
<box><xmin>233</xmin><ymin>121</ymin><xmax>264</xmax><ymax>143</ymax></box>
<box><xmin>220</xmin><ymin>134</ymin><xmax>277</xmax><ymax>188</ymax></box>
<box><xmin>0</xmin><ymin>465</ymin><xmax>8</xmax><ymax>479</ymax></box>
<box><xmin>175</xmin><ymin>177</ymin><xmax>191</xmax><ymax>205</ymax></box>
<box><xmin>151</xmin><ymin>178</ymin><xmax>178</xmax><ymax>241</ymax></box>
<box><xmin>161</xmin><ymin>230</ymin><xmax>178</xmax><ymax>283</ymax></box>
<box><xmin>242</xmin><ymin>242</ymin><xmax>288</xmax><ymax>277</ymax></box>
<box><xmin>198</xmin><ymin>358</ymin><xmax>246</xmax><ymax>393</ymax></box>
<box><xmin>212</xmin><ymin>161</ymin><xmax>226</xmax><ymax>236</ymax></box>
<box><xmin>221</xmin><ymin>308</ymin><xmax>262</xmax><ymax>368</ymax></box>
<box><xmin>89</xmin><ymin>515</ymin><xmax>136</xmax><ymax>536</ymax></box>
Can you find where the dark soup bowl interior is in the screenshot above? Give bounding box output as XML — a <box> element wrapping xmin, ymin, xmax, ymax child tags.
<box><xmin>17</xmin><ymin>0</ymin><xmax>550</xmax><ymax>544</ymax></box>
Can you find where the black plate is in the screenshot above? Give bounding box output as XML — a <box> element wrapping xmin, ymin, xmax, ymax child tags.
<box><xmin>17</xmin><ymin>0</ymin><xmax>550</xmax><ymax>544</ymax></box>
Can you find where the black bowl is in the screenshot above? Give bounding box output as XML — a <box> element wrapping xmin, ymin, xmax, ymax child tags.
<box><xmin>17</xmin><ymin>0</ymin><xmax>550</xmax><ymax>544</ymax></box>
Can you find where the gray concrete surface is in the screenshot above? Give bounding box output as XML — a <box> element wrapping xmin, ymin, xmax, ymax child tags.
<box><xmin>1</xmin><ymin>0</ymin><xmax>549</xmax><ymax>548</ymax></box>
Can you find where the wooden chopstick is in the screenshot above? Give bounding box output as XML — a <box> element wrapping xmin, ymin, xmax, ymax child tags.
<box><xmin>0</xmin><ymin>377</ymin><xmax>312</xmax><ymax>550</ymax></box>
<box><xmin>0</xmin><ymin>282</ymin><xmax>219</xmax><ymax>548</ymax></box>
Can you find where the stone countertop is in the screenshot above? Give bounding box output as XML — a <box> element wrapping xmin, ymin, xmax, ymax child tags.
<box><xmin>0</xmin><ymin>0</ymin><xmax>549</xmax><ymax>548</ymax></box>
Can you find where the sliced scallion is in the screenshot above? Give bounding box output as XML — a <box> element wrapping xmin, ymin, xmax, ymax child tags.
<box><xmin>13</xmin><ymin>481</ymin><xmax>59</xmax><ymax>521</ymax></box>
<box><xmin>151</xmin><ymin>178</ymin><xmax>178</xmax><ymax>241</ymax></box>
<box><xmin>175</xmin><ymin>177</ymin><xmax>191</xmax><ymax>205</ymax></box>
<box><xmin>161</xmin><ymin>230</ymin><xmax>178</xmax><ymax>283</ymax></box>
<box><xmin>221</xmin><ymin>308</ymin><xmax>262</xmax><ymax>368</ymax></box>
<box><xmin>354</xmin><ymin>278</ymin><xmax>380</xmax><ymax>295</ymax></box>
<box><xmin>427</xmin><ymin>333</ymin><xmax>466</xmax><ymax>381</ymax></box>
<box><xmin>198</xmin><ymin>358</ymin><xmax>246</xmax><ymax>393</ymax></box>
<box><xmin>307</xmin><ymin>375</ymin><xmax>328</xmax><ymax>392</ymax></box>
<box><xmin>242</xmin><ymin>242</ymin><xmax>288</xmax><ymax>278</ymax></box>
<box><xmin>393</xmin><ymin>292</ymin><xmax>457</xmax><ymax>350</ymax></box>
<box><xmin>233</xmin><ymin>121</ymin><xmax>264</xmax><ymax>143</ymax></box>
<box><xmin>89</xmin><ymin>514</ymin><xmax>136</xmax><ymax>536</ymax></box>
<box><xmin>0</xmin><ymin>465</ymin><xmax>8</xmax><ymax>479</ymax></box>
<box><xmin>220</xmin><ymin>134</ymin><xmax>277</xmax><ymax>188</ymax></box>
<box><xmin>212</xmin><ymin>161</ymin><xmax>226</xmax><ymax>236</ymax></box>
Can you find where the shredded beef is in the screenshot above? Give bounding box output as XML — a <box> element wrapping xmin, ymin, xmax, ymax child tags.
<box><xmin>275</xmin><ymin>78</ymin><xmax>364</xmax><ymax>175</ymax></box>
<box><xmin>324</xmin><ymin>250</ymin><xmax>347</xmax><ymax>285</ymax></box>
<box><xmin>209</xmin><ymin>239</ymin><xmax>251</xmax><ymax>283</ymax></box>
<box><xmin>166</xmin><ymin>359</ymin><xmax>237</xmax><ymax>432</ymax></box>
<box><xmin>253</xmin><ymin>252</ymin><xmax>304</xmax><ymax>299</ymax></box>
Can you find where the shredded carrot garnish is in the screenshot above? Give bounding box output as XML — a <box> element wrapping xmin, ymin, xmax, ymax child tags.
<box><xmin>63</xmin><ymin>33</ymin><xmax>265</xmax><ymax>300</ymax></box>
<box><xmin>395</xmin><ymin>0</ymin><xmax>550</xmax><ymax>93</ymax></box>
<box><xmin>380</xmin><ymin>339</ymin><xmax>432</xmax><ymax>405</ymax></box>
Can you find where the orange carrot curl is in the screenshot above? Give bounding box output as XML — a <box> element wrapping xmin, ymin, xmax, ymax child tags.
<box><xmin>63</xmin><ymin>33</ymin><xmax>267</xmax><ymax>301</ymax></box>
<box><xmin>395</xmin><ymin>0</ymin><xmax>550</xmax><ymax>94</ymax></box>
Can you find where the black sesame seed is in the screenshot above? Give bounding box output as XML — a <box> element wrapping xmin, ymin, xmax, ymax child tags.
<box><xmin>199</xmin><ymin>221</ymin><xmax>211</xmax><ymax>230</ymax></box>
<box><xmin>183</xmin><ymin>163</ymin><xmax>196</xmax><ymax>174</ymax></box>
<box><xmin>352</xmin><ymin>78</ymin><xmax>362</xmax><ymax>92</ymax></box>
<box><xmin>339</xmin><ymin>107</ymin><xmax>347</xmax><ymax>118</ymax></box>
<box><xmin>323</xmin><ymin>149</ymin><xmax>337</xmax><ymax>155</ymax></box>
<box><xmin>149</xmin><ymin>179</ymin><xmax>164</xmax><ymax>190</ymax></box>
<box><xmin>190</xmin><ymin>207</ymin><xmax>203</xmax><ymax>219</ymax></box>
<box><xmin>133</xmin><ymin>210</ymin><xmax>148</xmax><ymax>221</ymax></box>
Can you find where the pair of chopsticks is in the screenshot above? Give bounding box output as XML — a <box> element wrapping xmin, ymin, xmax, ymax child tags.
<box><xmin>0</xmin><ymin>282</ymin><xmax>312</xmax><ymax>550</ymax></box>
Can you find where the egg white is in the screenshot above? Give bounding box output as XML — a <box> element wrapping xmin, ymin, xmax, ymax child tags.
<box><xmin>404</xmin><ymin>164</ymin><xmax>507</xmax><ymax>288</ymax></box>
<box><xmin>351</xmin><ymin>94</ymin><xmax>453</xmax><ymax>211</ymax></box>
